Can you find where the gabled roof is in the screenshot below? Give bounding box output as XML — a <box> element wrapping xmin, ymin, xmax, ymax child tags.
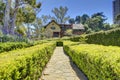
<box><xmin>72</xmin><ymin>24</ymin><xmax>84</xmax><ymax>30</ymax></box>
<box><xmin>44</xmin><ymin>20</ymin><xmax>60</xmax><ymax>28</ymax></box>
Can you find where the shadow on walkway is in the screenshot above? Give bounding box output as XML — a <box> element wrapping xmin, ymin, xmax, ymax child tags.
<box><xmin>64</xmin><ymin>50</ymin><xmax>88</xmax><ymax>80</ymax></box>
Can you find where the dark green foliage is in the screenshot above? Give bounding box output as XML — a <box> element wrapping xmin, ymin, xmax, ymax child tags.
<box><xmin>56</xmin><ymin>41</ymin><xmax>63</xmax><ymax>46</ymax></box>
<box><xmin>85</xmin><ymin>28</ymin><xmax>120</xmax><ymax>46</ymax></box>
<box><xmin>81</xmin><ymin>14</ymin><xmax>90</xmax><ymax>24</ymax></box>
<box><xmin>69</xmin><ymin>18</ymin><xmax>75</xmax><ymax>24</ymax></box>
<box><xmin>75</xmin><ymin>16</ymin><xmax>81</xmax><ymax>24</ymax></box>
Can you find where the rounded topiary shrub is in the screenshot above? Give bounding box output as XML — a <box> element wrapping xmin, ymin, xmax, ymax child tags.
<box><xmin>56</xmin><ymin>41</ymin><xmax>63</xmax><ymax>46</ymax></box>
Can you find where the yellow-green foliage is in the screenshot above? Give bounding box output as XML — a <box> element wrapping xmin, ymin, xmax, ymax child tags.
<box><xmin>0</xmin><ymin>42</ymin><xmax>56</xmax><ymax>80</ymax></box>
<box><xmin>63</xmin><ymin>41</ymin><xmax>80</xmax><ymax>46</ymax></box>
<box><xmin>0</xmin><ymin>42</ymin><xmax>29</xmax><ymax>53</ymax></box>
<box><xmin>64</xmin><ymin>43</ymin><xmax>120</xmax><ymax>80</ymax></box>
<box><xmin>0</xmin><ymin>40</ymin><xmax>54</xmax><ymax>53</ymax></box>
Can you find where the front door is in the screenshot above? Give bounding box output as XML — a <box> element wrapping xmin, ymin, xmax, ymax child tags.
<box><xmin>53</xmin><ymin>32</ymin><xmax>59</xmax><ymax>37</ymax></box>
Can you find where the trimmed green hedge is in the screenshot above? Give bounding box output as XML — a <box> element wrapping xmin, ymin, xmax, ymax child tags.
<box><xmin>0</xmin><ymin>42</ymin><xmax>35</xmax><ymax>53</ymax></box>
<box><xmin>0</xmin><ymin>42</ymin><xmax>56</xmax><ymax>80</ymax></box>
<box><xmin>85</xmin><ymin>28</ymin><xmax>120</xmax><ymax>46</ymax></box>
<box><xmin>64</xmin><ymin>43</ymin><xmax>120</xmax><ymax>80</ymax></box>
<box><xmin>0</xmin><ymin>40</ymin><xmax>51</xmax><ymax>53</ymax></box>
<box><xmin>56</xmin><ymin>41</ymin><xmax>63</xmax><ymax>46</ymax></box>
<box><xmin>0</xmin><ymin>42</ymin><xmax>29</xmax><ymax>53</ymax></box>
<box><xmin>70</xmin><ymin>36</ymin><xmax>80</xmax><ymax>42</ymax></box>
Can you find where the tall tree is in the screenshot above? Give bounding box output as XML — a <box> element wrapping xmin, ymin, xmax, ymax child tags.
<box><xmin>22</xmin><ymin>5</ymin><xmax>36</xmax><ymax>38</ymax></box>
<box><xmin>41</xmin><ymin>15</ymin><xmax>50</xmax><ymax>25</ymax></box>
<box><xmin>91</xmin><ymin>12</ymin><xmax>107</xmax><ymax>30</ymax></box>
<box><xmin>81</xmin><ymin>14</ymin><xmax>89</xmax><ymax>24</ymax></box>
<box><xmin>52</xmin><ymin>6</ymin><xmax>70</xmax><ymax>24</ymax></box>
<box><xmin>10</xmin><ymin>0</ymin><xmax>19</xmax><ymax>35</ymax></box>
<box><xmin>103</xmin><ymin>23</ymin><xmax>111</xmax><ymax>30</ymax></box>
<box><xmin>75</xmin><ymin>16</ymin><xmax>81</xmax><ymax>24</ymax></box>
<box><xmin>16</xmin><ymin>24</ymin><xmax>27</xmax><ymax>37</ymax></box>
<box><xmin>10</xmin><ymin>0</ymin><xmax>41</xmax><ymax>35</ymax></box>
<box><xmin>0</xmin><ymin>0</ymin><xmax>5</xmax><ymax>25</ymax></box>
<box><xmin>69</xmin><ymin>18</ymin><xmax>75</xmax><ymax>24</ymax></box>
<box><xmin>3</xmin><ymin>0</ymin><xmax>11</xmax><ymax>35</ymax></box>
<box><xmin>91</xmin><ymin>12</ymin><xmax>105</xmax><ymax>18</ymax></box>
<box><xmin>86</xmin><ymin>16</ymin><xmax>105</xmax><ymax>31</ymax></box>
<box><xmin>32</xmin><ymin>18</ymin><xmax>43</xmax><ymax>38</ymax></box>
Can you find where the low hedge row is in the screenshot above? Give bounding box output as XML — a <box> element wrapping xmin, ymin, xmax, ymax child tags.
<box><xmin>64</xmin><ymin>43</ymin><xmax>120</xmax><ymax>80</ymax></box>
<box><xmin>63</xmin><ymin>41</ymin><xmax>80</xmax><ymax>46</ymax></box>
<box><xmin>70</xmin><ymin>36</ymin><xmax>80</xmax><ymax>42</ymax></box>
<box><xmin>0</xmin><ymin>40</ymin><xmax>51</xmax><ymax>53</ymax></box>
<box><xmin>0</xmin><ymin>42</ymin><xmax>30</xmax><ymax>53</ymax></box>
<box><xmin>0</xmin><ymin>42</ymin><xmax>56</xmax><ymax>80</ymax></box>
<box><xmin>85</xmin><ymin>28</ymin><xmax>120</xmax><ymax>46</ymax></box>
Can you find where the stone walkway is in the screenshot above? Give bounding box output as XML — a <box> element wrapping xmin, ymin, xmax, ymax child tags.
<box><xmin>40</xmin><ymin>47</ymin><xmax>88</xmax><ymax>80</ymax></box>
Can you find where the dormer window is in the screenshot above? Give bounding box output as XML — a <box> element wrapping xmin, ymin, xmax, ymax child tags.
<box><xmin>51</xmin><ymin>26</ymin><xmax>55</xmax><ymax>30</ymax></box>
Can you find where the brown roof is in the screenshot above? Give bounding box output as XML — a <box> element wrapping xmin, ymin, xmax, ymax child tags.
<box><xmin>59</xmin><ymin>24</ymin><xmax>72</xmax><ymax>28</ymax></box>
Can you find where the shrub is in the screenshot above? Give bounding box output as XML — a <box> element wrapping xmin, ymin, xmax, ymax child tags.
<box><xmin>70</xmin><ymin>36</ymin><xmax>80</xmax><ymax>42</ymax></box>
<box><xmin>0</xmin><ymin>35</ymin><xmax>30</xmax><ymax>42</ymax></box>
<box><xmin>85</xmin><ymin>28</ymin><xmax>120</xmax><ymax>46</ymax></box>
<box><xmin>0</xmin><ymin>42</ymin><xmax>29</xmax><ymax>53</ymax></box>
<box><xmin>0</xmin><ymin>42</ymin><xmax>56</xmax><ymax>80</ymax></box>
<box><xmin>0</xmin><ymin>40</ymin><xmax>51</xmax><ymax>53</ymax></box>
<box><xmin>64</xmin><ymin>43</ymin><xmax>120</xmax><ymax>80</ymax></box>
<box><xmin>0</xmin><ymin>35</ymin><xmax>15</xmax><ymax>42</ymax></box>
<box><xmin>56</xmin><ymin>41</ymin><xmax>63</xmax><ymax>46</ymax></box>
<box><xmin>63</xmin><ymin>41</ymin><xmax>80</xmax><ymax>46</ymax></box>
<box><xmin>79</xmin><ymin>35</ymin><xmax>87</xmax><ymax>43</ymax></box>
<box><xmin>61</xmin><ymin>36</ymin><xmax>70</xmax><ymax>40</ymax></box>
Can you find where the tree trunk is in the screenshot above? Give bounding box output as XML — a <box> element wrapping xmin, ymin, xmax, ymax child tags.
<box><xmin>27</xmin><ymin>24</ymin><xmax>31</xmax><ymax>39</ymax></box>
<box><xmin>3</xmin><ymin>0</ymin><xmax>11</xmax><ymax>35</ymax></box>
<box><xmin>10</xmin><ymin>0</ymin><xmax>19</xmax><ymax>35</ymax></box>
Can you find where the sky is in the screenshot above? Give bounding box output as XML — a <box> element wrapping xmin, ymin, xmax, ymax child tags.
<box><xmin>37</xmin><ymin>0</ymin><xmax>113</xmax><ymax>24</ymax></box>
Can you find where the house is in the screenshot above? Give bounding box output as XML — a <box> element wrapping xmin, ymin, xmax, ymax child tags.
<box><xmin>72</xmin><ymin>24</ymin><xmax>85</xmax><ymax>35</ymax></box>
<box><xmin>44</xmin><ymin>20</ymin><xmax>85</xmax><ymax>38</ymax></box>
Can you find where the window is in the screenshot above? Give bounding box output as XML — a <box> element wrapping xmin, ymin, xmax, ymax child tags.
<box><xmin>51</xmin><ymin>26</ymin><xmax>55</xmax><ymax>30</ymax></box>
